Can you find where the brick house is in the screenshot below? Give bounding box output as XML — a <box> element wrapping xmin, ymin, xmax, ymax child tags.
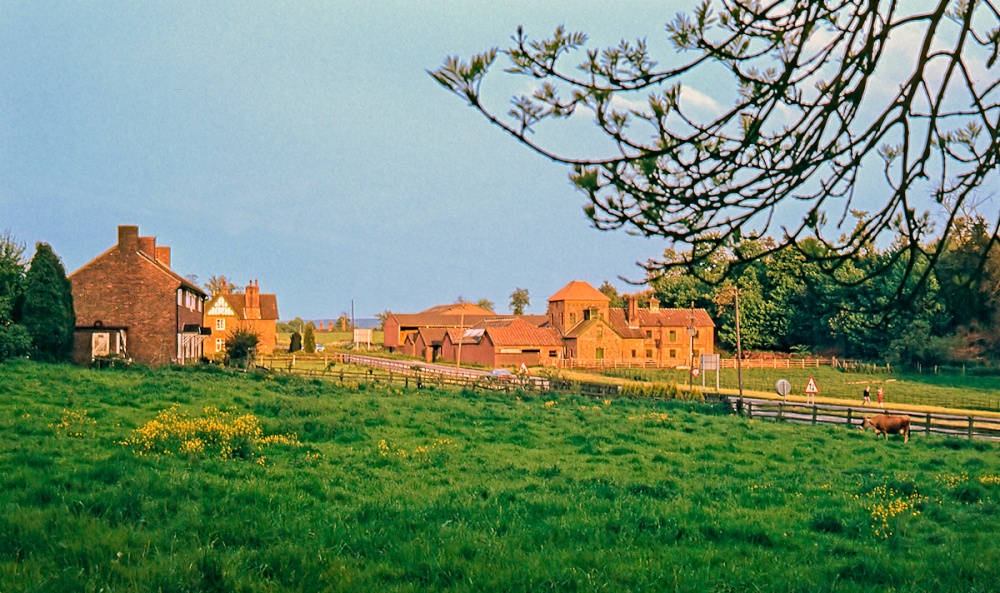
<box><xmin>439</xmin><ymin>317</ymin><xmax>564</xmax><ymax>367</ymax></box>
<box><xmin>383</xmin><ymin>302</ymin><xmax>496</xmax><ymax>352</ymax></box>
<box><xmin>202</xmin><ymin>279</ymin><xmax>279</xmax><ymax>358</ymax></box>
<box><xmin>69</xmin><ymin>225</ymin><xmax>210</xmax><ymax>366</ymax></box>
<box><xmin>383</xmin><ymin>302</ymin><xmax>547</xmax><ymax>357</ymax></box>
<box><xmin>547</xmin><ymin>280</ymin><xmax>715</xmax><ymax>366</ymax></box>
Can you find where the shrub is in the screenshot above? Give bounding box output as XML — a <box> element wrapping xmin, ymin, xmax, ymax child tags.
<box><xmin>0</xmin><ymin>323</ymin><xmax>30</xmax><ymax>361</ymax></box>
<box><xmin>224</xmin><ymin>328</ymin><xmax>260</xmax><ymax>368</ymax></box>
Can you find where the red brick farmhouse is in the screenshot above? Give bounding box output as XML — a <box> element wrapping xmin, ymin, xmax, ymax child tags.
<box><xmin>69</xmin><ymin>225</ymin><xmax>210</xmax><ymax>366</ymax></box>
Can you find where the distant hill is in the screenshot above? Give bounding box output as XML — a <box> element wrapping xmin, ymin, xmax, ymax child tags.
<box><xmin>281</xmin><ymin>318</ymin><xmax>380</xmax><ymax>330</ymax></box>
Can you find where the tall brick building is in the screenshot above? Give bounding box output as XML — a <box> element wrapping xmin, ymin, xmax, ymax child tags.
<box><xmin>547</xmin><ymin>280</ymin><xmax>715</xmax><ymax>367</ymax></box>
<box><xmin>69</xmin><ymin>225</ymin><xmax>210</xmax><ymax>366</ymax></box>
<box><xmin>203</xmin><ymin>279</ymin><xmax>279</xmax><ymax>358</ymax></box>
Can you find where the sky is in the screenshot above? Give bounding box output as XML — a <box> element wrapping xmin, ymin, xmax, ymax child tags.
<box><xmin>1</xmin><ymin>1</ymin><xmax>697</xmax><ymax>320</ymax></box>
<box><xmin>2</xmin><ymin>1</ymin><xmax>995</xmax><ymax>320</ymax></box>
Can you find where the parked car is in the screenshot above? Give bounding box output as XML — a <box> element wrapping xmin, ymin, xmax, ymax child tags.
<box><xmin>488</xmin><ymin>368</ymin><xmax>515</xmax><ymax>382</ymax></box>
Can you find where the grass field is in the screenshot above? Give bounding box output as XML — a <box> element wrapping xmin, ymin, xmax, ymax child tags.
<box><xmin>2</xmin><ymin>361</ymin><xmax>1000</xmax><ymax>592</ymax></box>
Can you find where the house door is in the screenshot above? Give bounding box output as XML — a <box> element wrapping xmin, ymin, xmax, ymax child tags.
<box><xmin>595</xmin><ymin>347</ymin><xmax>604</xmax><ymax>360</ymax></box>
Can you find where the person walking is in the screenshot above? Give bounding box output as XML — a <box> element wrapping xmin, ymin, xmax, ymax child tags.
<box><xmin>863</xmin><ymin>385</ymin><xmax>871</xmax><ymax>406</ymax></box>
<box><xmin>877</xmin><ymin>386</ymin><xmax>884</xmax><ymax>408</ymax></box>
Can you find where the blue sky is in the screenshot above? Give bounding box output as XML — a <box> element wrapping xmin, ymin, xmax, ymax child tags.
<box><xmin>2</xmin><ymin>1</ymin><xmax>692</xmax><ymax>320</ymax></box>
<box><xmin>3</xmin><ymin>2</ymin><xmax>993</xmax><ymax>320</ymax></box>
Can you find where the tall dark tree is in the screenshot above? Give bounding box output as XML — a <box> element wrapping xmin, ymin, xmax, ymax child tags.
<box><xmin>432</xmin><ymin>0</ymin><xmax>1000</xmax><ymax>311</ymax></box>
<box><xmin>21</xmin><ymin>243</ymin><xmax>75</xmax><ymax>362</ymax></box>
<box><xmin>289</xmin><ymin>331</ymin><xmax>303</xmax><ymax>353</ymax></box>
<box><xmin>303</xmin><ymin>322</ymin><xmax>316</xmax><ymax>353</ymax></box>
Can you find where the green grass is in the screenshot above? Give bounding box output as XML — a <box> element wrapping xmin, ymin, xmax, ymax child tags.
<box><xmin>2</xmin><ymin>361</ymin><xmax>1000</xmax><ymax>592</ymax></box>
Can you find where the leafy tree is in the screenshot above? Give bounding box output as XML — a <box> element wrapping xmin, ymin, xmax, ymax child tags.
<box><xmin>303</xmin><ymin>323</ymin><xmax>316</xmax><ymax>353</ymax></box>
<box><xmin>336</xmin><ymin>313</ymin><xmax>352</xmax><ymax>332</ymax></box>
<box><xmin>21</xmin><ymin>243</ymin><xmax>75</xmax><ymax>362</ymax></box>
<box><xmin>0</xmin><ymin>232</ymin><xmax>30</xmax><ymax>361</ymax></box>
<box><xmin>224</xmin><ymin>328</ymin><xmax>259</xmax><ymax>369</ymax></box>
<box><xmin>432</xmin><ymin>1</ymin><xmax>1000</xmax><ymax>311</ymax></box>
<box><xmin>597</xmin><ymin>281</ymin><xmax>626</xmax><ymax>309</ymax></box>
<box><xmin>375</xmin><ymin>310</ymin><xmax>393</xmax><ymax>331</ymax></box>
<box><xmin>475</xmin><ymin>298</ymin><xmax>495</xmax><ymax>313</ymax></box>
<box><xmin>0</xmin><ymin>231</ymin><xmax>26</xmax><ymax>326</ymax></box>
<box><xmin>935</xmin><ymin>216</ymin><xmax>1000</xmax><ymax>332</ymax></box>
<box><xmin>509</xmin><ymin>288</ymin><xmax>530</xmax><ymax>314</ymax></box>
<box><xmin>205</xmin><ymin>275</ymin><xmax>240</xmax><ymax>295</ymax></box>
<box><xmin>289</xmin><ymin>331</ymin><xmax>302</xmax><ymax>353</ymax></box>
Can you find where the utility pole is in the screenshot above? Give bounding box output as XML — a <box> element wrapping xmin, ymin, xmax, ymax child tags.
<box><xmin>735</xmin><ymin>285</ymin><xmax>744</xmax><ymax>405</ymax></box>
<box><xmin>456</xmin><ymin>312</ymin><xmax>464</xmax><ymax>371</ymax></box>
<box><xmin>686</xmin><ymin>301</ymin><xmax>696</xmax><ymax>393</ymax></box>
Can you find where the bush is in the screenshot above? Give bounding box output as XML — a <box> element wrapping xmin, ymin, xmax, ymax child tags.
<box><xmin>0</xmin><ymin>323</ymin><xmax>31</xmax><ymax>361</ymax></box>
<box><xmin>225</xmin><ymin>328</ymin><xmax>260</xmax><ymax>368</ymax></box>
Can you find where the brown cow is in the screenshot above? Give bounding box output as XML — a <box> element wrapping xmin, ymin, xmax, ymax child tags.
<box><xmin>860</xmin><ymin>414</ymin><xmax>911</xmax><ymax>443</ymax></box>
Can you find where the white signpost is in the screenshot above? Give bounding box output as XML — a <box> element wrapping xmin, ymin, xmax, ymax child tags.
<box><xmin>700</xmin><ymin>354</ymin><xmax>721</xmax><ymax>391</ymax></box>
<box><xmin>353</xmin><ymin>328</ymin><xmax>373</xmax><ymax>350</ymax></box>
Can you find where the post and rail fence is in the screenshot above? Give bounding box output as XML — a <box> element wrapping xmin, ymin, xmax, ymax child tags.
<box><xmin>258</xmin><ymin>353</ymin><xmax>1000</xmax><ymax>441</ymax></box>
<box><xmin>728</xmin><ymin>397</ymin><xmax>1000</xmax><ymax>441</ymax></box>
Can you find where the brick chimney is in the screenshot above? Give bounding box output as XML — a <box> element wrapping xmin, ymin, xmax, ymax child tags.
<box><xmin>627</xmin><ymin>295</ymin><xmax>639</xmax><ymax>328</ymax></box>
<box><xmin>245</xmin><ymin>280</ymin><xmax>261</xmax><ymax>320</ymax></box>
<box><xmin>138</xmin><ymin>236</ymin><xmax>156</xmax><ymax>257</ymax></box>
<box><xmin>155</xmin><ymin>246</ymin><xmax>171</xmax><ymax>268</ymax></box>
<box><xmin>118</xmin><ymin>225</ymin><xmax>139</xmax><ymax>253</ymax></box>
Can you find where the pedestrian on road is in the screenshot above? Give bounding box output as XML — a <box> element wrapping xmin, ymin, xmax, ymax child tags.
<box><xmin>877</xmin><ymin>386</ymin><xmax>884</xmax><ymax>408</ymax></box>
<box><xmin>863</xmin><ymin>385</ymin><xmax>871</xmax><ymax>406</ymax></box>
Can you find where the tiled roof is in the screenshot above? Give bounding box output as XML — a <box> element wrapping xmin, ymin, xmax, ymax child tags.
<box><xmin>392</xmin><ymin>313</ymin><xmax>498</xmax><ymax>329</ymax></box>
<box><xmin>547</xmin><ymin>280</ymin><xmax>610</xmax><ymax>303</ymax></box>
<box><xmin>392</xmin><ymin>312</ymin><xmax>548</xmax><ymax>330</ymax></box>
<box><xmin>475</xmin><ymin>317</ymin><xmax>563</xmax><ymax>347</ymax></box>
<box><xmin>561</xmin><ymin>317</ymin><xmax>639</xmax><ymax>340</ymax></box>
<box><xmin>214</xmin><ymin>292</ymin><xmax>280</xmax><ymax>321</ymax></box>
<box><xmin>614</xmin><ymin>307</ymin><xmax>715</xmax><ymax>328</ymax></box>
<box><xmin>415</xmin><ymin>327</ymin><xmax>449</xmax><ymax>346</ymax></box>
<box><xmin>420</xmin><ymin>302</ymin><xmax>495</xmax><ymax>316</ymax></box>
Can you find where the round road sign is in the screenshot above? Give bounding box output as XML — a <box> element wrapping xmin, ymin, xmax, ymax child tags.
<box><xmin>775</xmin><ymin>379</ymin><xmax>792</xmax><ymax>398</ymax></box>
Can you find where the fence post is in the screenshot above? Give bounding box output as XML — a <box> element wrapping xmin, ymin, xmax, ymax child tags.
<box><xmin>746</xmin><ymin>402</ymin><xmax>752</xmax><ymax>419</ymax></box>
<box><xmin>778</xmin><ymin>403</ymin><xmax>783</xmax><ymax>422</ymax></box>
<box><xmin>969</xmin><ymin>417</ymin><xmax>975</xmax><ymax>440</ymax></box>
<box><xmin>926</xmin><ymin>413</ymin><xmax>931</xmax><ymax>436</ymax></box>
<box><xmin>812</xmin><ymin>404</ymin><xmax>818</xmax><ymax>425</ymax></box>
<box><xmin>846</xmin><ymin>408</ymin><xmax>852</xmax><ymax>427</ymax></box>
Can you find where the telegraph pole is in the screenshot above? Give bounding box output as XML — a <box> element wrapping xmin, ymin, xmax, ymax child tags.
<box><xmin>686</xmin><ymin>301</ymin><xmax>696</xmax><ymax>393</ymax></box>
<box><xmin>735</xmin><ymin>285</ymin><xmax>744</xmax><ymax>404</ymax></box>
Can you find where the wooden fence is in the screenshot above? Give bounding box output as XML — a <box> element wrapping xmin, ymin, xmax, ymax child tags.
<box><xmin>730</xmin><ymin>397</ymin><xmax>1000</xmax><ymax>441</ymax></box>
<box><xmin>262</xmin><ymin>358</ymin><xmax>1000</xmax><ymax>441</ymax></box>
<box><xmin>558</xmin><ymin>356</ymin><xmax>874</xmax><ymax>371</ymax></box>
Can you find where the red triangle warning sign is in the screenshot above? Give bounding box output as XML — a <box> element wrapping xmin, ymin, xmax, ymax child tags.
<box><xmin>805</xmin><ymin>376</ymin><xmax>819</xmax><ymax>394</ymax></box>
